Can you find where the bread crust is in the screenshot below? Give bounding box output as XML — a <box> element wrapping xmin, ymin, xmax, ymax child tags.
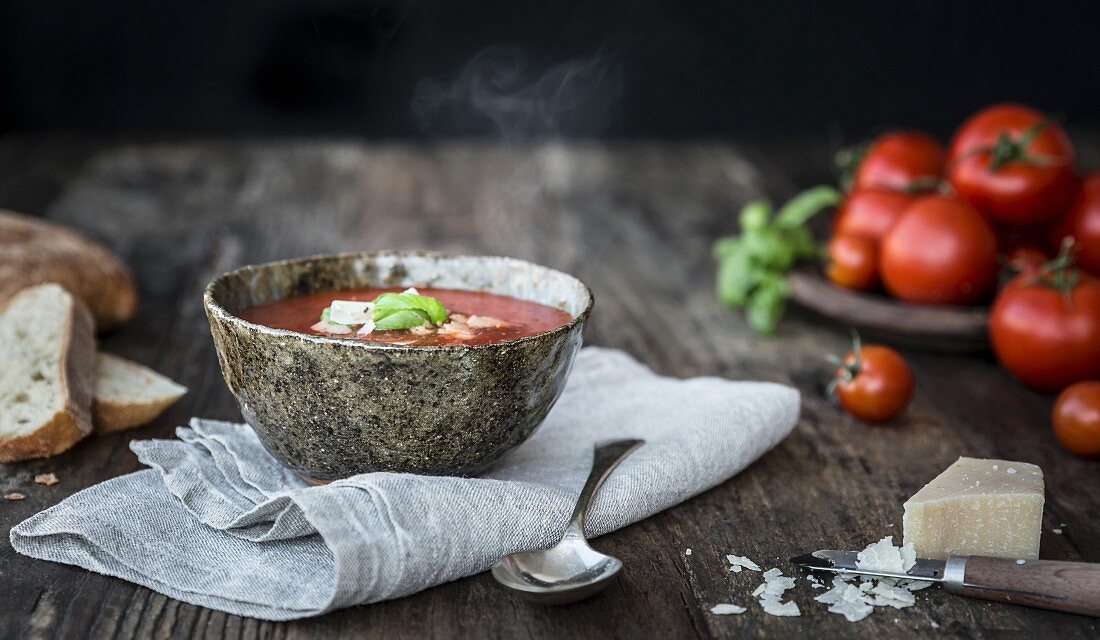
<box><xmin>94</xmin><ymin>397</ymin><xmax>180</xmax><ymax>434</ymax></box>
<box><xmin>0</xmin><ymin>210</ymin><xmax>137</xmax><ymax>330</ymax></box>
<box><xmin>0</xmin><ymin>287</ymin><xmax>95</xmax><ymax>462</ymax></box>
<box><xmin>92</xmin><ymin>353</ymin><xmax>186</xmax><ymax>434</ymax></box>
<box><xmin>0</xmin><ymin>407</ymin><xmax>91</xmax><ymax>463</ymax></box>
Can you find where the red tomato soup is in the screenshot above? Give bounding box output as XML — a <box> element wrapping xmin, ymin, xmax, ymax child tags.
<box><xmin>238</xmin><ymin>287</ymin><xmax>573</xmax><ymax>347</ymax></box>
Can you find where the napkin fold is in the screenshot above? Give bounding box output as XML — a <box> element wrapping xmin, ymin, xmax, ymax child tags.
<box><xmin>11</xmin><ymin>347</ymin><xmax>799</xmax><ymax>620</ymax></box>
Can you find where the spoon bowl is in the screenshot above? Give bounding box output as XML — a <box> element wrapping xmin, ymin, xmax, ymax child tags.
<box><xmin>491</xmin><ymin>539</ymin><xmax>624</xmax><ymax>604</ymax></box>
<box><xmin>491</xmin><ymin>439</ymin><xmax>643</xmax><ymax>604</ymax></box>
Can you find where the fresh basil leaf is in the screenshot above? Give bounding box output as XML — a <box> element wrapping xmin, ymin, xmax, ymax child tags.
<box><xmin>713</xmin><ymin>236</ymin><xmax>740</xmax><ymax>260</ymax></box>
<box><xmin>739</xmin><ymin>201</ymin><xmax>771</xmax><ymax>232</ymax></box>
<box><xmin>742</xmin><ymin>232</ymin><xmax>794</xmax><ymax>270</ymax></box>
<box><xmin>713</xmin><ymin>186</ymin><xmax>834</xmax><ymax>336</ymax></box>
<box><xmin>745</xmin><ymin>275</ymin><xmax>789</xmax><ymax>336</ymax></box>
<box><xmin>373</xmin><ymin>309</ymin><xmax>431</xmax><ymax>330</ymax></box>
<box><xmin>716</xmin><ymin>249</ymin><xmax>761</xmax><ymax>307</ymax></box>
<box><xmin>773</xmin><ymin>186</ymin><xmax>841</xmax><ymax>229</ymax></box>
<box><xmin>786</xmin><ymin>226</ymin><xmax>819</xmax><ymax>259</ymax></box>
<box><xmin>371</xmin><ymin>292</ymin><xmax>448</xmax><ymax>329</ymax></box>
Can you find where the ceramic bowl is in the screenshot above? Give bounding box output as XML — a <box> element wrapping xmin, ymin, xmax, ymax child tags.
<box><xmin>204</xmin><ymin>252</ymin><xmax>592</xmax><ymax>482</ymax></box>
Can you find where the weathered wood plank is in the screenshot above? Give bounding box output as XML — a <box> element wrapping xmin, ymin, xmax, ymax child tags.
<box><xmin>0</xmin><ymin>137</ymin><xmax>1096</xmax><ymax>639</ymax></box>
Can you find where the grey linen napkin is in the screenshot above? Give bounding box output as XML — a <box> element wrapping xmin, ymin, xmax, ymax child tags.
<box><xmin>11</xmin><ymin>347</ymin><xmax>799</xmax><ymax>620</ymax></box>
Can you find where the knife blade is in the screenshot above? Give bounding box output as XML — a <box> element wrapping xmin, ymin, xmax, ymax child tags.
<box><xmin>790</xmin><ymin>550</ymin><xmax>1100</xmax><ymax>617</ymax></box>
<box><xmin>789</xmin><ymin>549</ymin><xmax>945</xmax><ymax>583</ymax></box>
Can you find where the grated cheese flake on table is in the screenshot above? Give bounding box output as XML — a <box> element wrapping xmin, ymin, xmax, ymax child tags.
<box><xmin>816</xmin><ymin>580</ymin><xmax>876</xmax><ymax>622</ymax></box>
<box><xmin>709</xmin><ymin>603</ymin><xmax>747</xmax><ymax>615</ymax></box>
<box><xmin>754</xmin><ymin>568</ymin><xmax>801</xmax><ymax>616</ymax></box>
<box><xmin>726</xmin><ymin>554</ymin><xmax>761</xmax><ymax>573</ymax></box>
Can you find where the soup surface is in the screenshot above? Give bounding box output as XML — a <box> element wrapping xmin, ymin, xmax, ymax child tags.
<box><xmin>239</xmin><ymin>287</ymin><xmax>574</xmax><ymax>346</ymax></box>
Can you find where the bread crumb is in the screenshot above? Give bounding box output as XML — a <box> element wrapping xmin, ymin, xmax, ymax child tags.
<box><xmin>34</xmin><ymin>473</ymin><xmax>59</xmax><ymax>486</ymax></box>
<box><xmin>4</xmin><ymin>492</ymin><xmax>26</xmax><ymax>501</ymax></box>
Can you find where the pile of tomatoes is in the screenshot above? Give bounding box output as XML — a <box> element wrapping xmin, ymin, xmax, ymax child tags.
<box><xmin>825</xmin><ymin>103</ymin><xmax>1100</xmax><ymax>457</ymax></box>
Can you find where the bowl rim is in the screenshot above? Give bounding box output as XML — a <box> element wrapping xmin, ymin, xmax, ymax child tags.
<box><xmin>203</xmin><ymin>250</ymin><xmax>594</xmax><ymax>352</ymax></box>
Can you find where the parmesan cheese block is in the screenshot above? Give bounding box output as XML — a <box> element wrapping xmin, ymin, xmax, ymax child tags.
<box><xmin>903</xmin><ymin>457</ymin><xmax>1044</xmax><ymax>560</ymax></box>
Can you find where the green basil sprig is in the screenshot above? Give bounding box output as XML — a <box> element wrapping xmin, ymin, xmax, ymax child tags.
<box><xmin>371</xmin><ymin>292</ymin><xmax>448</xmax><ymax>330</ymax></box>
<box><xmin>714</xmin><ymin>186</ymin><xmax>840</xmax><ymax>335</ymax></box>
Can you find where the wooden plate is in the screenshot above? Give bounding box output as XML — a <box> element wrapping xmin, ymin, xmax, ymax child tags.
<box><xmin>787</xmin><ymin>265</ymin><xmax>990</xmax><ymax>353</ymax></box>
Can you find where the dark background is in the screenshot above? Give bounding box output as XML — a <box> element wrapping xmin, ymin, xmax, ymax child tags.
<box><xmin>1</xmin><ymin>0</ymin><xmax>1098</xmax><ymax>140</ymax></box>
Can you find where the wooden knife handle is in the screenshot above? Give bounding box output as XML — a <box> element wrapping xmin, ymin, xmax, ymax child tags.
<box><xmin>945</xmin><ymin>556</ymin><xmax>1100</xmax><ymax>617</ymax></box>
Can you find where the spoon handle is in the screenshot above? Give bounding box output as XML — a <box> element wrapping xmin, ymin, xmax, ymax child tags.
<box><xmin>564</xmin><ymin>439</ymin><xmax>645</xmax><ymax>540</ymax></box>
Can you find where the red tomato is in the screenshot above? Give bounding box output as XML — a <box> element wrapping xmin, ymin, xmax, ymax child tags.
<box><xmin>880</xmin><ymin>196</ymin><xmax>998</xmax><ymax>304</ymax></box>
<box><xmin>853</xmin><ymin>131</ymin><xmax>945</xmax><ymax>193</ymax></box>
<box><xmin>830</xmin><ymin>336</ymin><xmax>913</xmax><ymax>422</ymax></box>
<box><xmin>833</xmin><ymin>189</ymin><xmax>914</xmax><ymax>242</ymax></box>
<box><xmin>948</xmin><ymin>104</ymin><xmax>1078</xmax><ymax>226</ymax></box>
<box><xmin>827</xmin><ymin>234</ymin><xmax>878</xmax><ymax>291</ymax></box>
<box><xmin>990</xmin><ymin>262</ymin><xmax>1100</xmax><ymax>393</ymax></box>
<box><xmin>1051</xmin><ymin>171</ymin><xmax>1100</xmax><ymax>276</ymax></box>
<box><xmin>1052</xmin><ymin>381</ymin><xmax>1100</xmax><ymax>457</ymax></box>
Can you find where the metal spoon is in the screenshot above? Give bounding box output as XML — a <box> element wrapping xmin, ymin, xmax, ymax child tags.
<box><xmin>491</xmin><ymin>439</ymin><xmax>644</xmax><ymax>604</ymax></box>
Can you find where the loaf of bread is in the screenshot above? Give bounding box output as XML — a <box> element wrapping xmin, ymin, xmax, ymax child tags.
<box><xmin>94</xmin><ymin>353</ymin><xmax>187</xmax><ymax>433</ymax></box>
<box><xmin>0</xmin><ymin>210</ymin><xmax>138</xmax><ymax>330</ymax></box>
<box><xmin>0</xmin><ymin>284</ymin><xmax>96</xmax><ymax>462</ymax></box>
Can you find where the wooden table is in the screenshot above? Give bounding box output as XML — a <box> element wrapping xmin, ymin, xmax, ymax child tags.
<box><xmin>0</xmin><ymin>136</ymin><xmax>1096</xmax><ymax>639</ymax></box>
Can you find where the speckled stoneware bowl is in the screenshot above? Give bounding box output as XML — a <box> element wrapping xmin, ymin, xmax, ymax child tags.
<box><xmin>204</xmin><ymin>252</ymin><xmax>592</xmax><ymax>482</ymax></box>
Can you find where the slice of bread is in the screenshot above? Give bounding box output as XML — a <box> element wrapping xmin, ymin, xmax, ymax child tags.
<box><xmin>0</xmin><ymin>210</ymin><xmax>138</xmax><ymax>330</ymax></box>
<box><xmin>0</xmin><ymin>284</ymin><xmax>95</xmax><ymax>462</ymax></box>
<box><xmin>94</xmin><ymin>353</ymin><xmax>187</xmax><ymax>434</ymax></box>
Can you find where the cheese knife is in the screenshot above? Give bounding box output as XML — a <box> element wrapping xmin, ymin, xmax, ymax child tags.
<box><xmin>791</xmin><ymin>550</ymin><xmax>1100</xmax><ymax>617</ymax></box>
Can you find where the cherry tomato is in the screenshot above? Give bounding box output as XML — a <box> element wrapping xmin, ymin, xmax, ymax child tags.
<box><xmin>1052</xmin><ymin>381</ymin><xmax>1100</xmax><ymax>457</ymax></box>
<box><xmin>1051</xmin><ymin>171</ymin><xmax>1100</xmax><ymax>276</ymax></box>
<box><xmin>853</xmin><ymin>131</ymin><xmax>944</xmax><ymax>193</ymax></box>
<box><xmin>990</xmin><ymin>252</ymin><xmax>1100</xmax><ymax>393</ymax></box>
<box><xmin>829</xmin><ymin>334</ymin><xmax>913</xmax><ymax>422</ymax></box>
<box><xmin>948</xmin><ymin>104</ymin><xmax>1078</xmax><ymax>226</ymax></box>
<box><xmin>833</xmin><ymin>189</ymin><xmax>914</xmax><ymax>242</ymax></box>
<box><xmin>880</xmin><ymin>196</ymin><xmax>998</xmax><ymax>304</ymax></box>
<box><xmin>827</xmin><ymin>234</ymin><xmax>878</xmax><ymax>291</ymax></box>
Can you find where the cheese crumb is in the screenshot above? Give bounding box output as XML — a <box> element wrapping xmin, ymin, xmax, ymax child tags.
<box><xmin>726</xmin><ymin>554</ymin><xmax>761</xmax><ymax>572</ymax></box>
<box><xmin>709</xmin><ymin>603</ymin><xmax>746</xmax><ymax>615</ymax></box>
<box><xmin>1007</xmin><ymin>467</ymin><xmax>1017</xmax><ymax>474</ymax></box>
<box><xmin>813</xmin><ymin>537</ymin><xmax>932</xmax><ymax>623</ymax></box>
<box><xmin>1053</xmin><ymin>528</ymin><xmax>1062</xmax><ymax>535</ymax></box>
<box><xmin>685</xmin><ymin>548</ymin><xmax>692</xmax><ymax>556</ymax></box>
<box><xmin>855</xmin><ymin>536</ymin><xmax>916</xmax><ymax>574</ymax></box>
<box><xmin>754</xmin><ymin>568</ymin><xmax>801</xmax><ymax>616</ymax></box>
<box><xmin>760</xmin><ymin>599</ymin><xmax>801</xmax><ymax>617</ymax></box>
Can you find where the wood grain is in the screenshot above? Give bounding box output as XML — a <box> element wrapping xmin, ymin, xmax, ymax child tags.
<box><xmin>0</xmin><ymin>135</ymin><xmax>1097</xmax><ymax>639</ymax></box>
